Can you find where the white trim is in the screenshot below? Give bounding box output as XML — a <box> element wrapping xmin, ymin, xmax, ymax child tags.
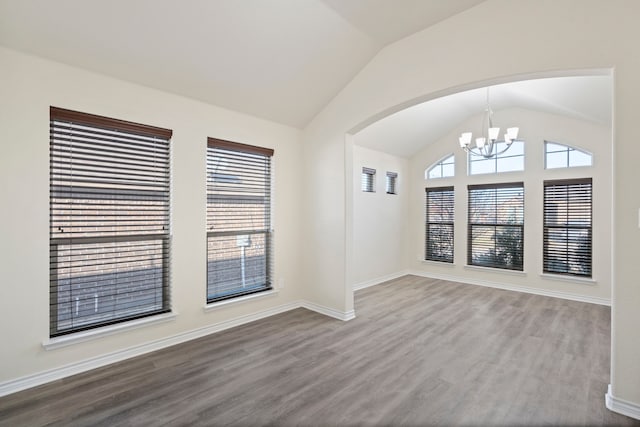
<box><xmin>42</xmin><ymin>312</ymin><xmax>178</xmax><ymax>350</ymax></box>
<box><xmin>1</xmin><ymin>301</ymin><xmax>299</xmax><ymax>398</ymax></box>
<box><xmin>409</xmin><ymin>270</ymin><xmax>610</xmax><ymax>306</ymax></box>
<box><xmin>539</xmin><ymin>273</ymin><xmax>597</xmax><ymax>285</ymax></box>
<box><xmin>203</xmin><ymin>289</ymin><xmax>279</xmax><ymax>312</ymax></box>
<box><xmin>352</xmin><ymin>270</ymin><xmax>410</xmax><ymax>291</ymax></box>
<box><xmin>463</xmin><ymin>264</ymin><xmax>528</xmax><ymax>277</ymax></box>
<box><xmin>606</xmin><ymin>384</ymin><xmax>640</xmax><ymax>420</ymax></box>
<box><xmin>301</xmin><ymin>301</ymin><xmax>356</xmax><ymax>321</ymax></box>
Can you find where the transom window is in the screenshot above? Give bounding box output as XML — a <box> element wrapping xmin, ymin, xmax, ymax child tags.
<box><xmin>206</xmin><ymin>138</ymin><xmax>274</xmax><ymax>302</ymax></box>
<box><xmin>426</xmin><ymin>154</ymin><xmax>455</xmax><ymax>179</ymax></box>
<box><xmin>49</xmin><ymin>107</ymin><xmax>171</xmax><ymax>336</ymax></box>
<box><xmin>468</xmin><ymin>183</ymin><xmax>524</xmax><ymax>271</ymax></box>
<box><xmin>468</xmin><ymin>140</ymin><xmax>524</xmax><ymax>175</ymax></box>
<box><xmin>545</xmin><ymin>141</ymin><xmax>592</xmax><ymax>169</ymax></box>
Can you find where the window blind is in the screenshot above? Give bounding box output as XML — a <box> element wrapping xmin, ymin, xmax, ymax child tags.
<box><xmin>425</xmin><ymin>186</ymin><xmax>454</xmax><ymax>263</ymax></box>
<box><xmin>207</xmin><ymin>138</ymin><xmax>274</xmax><ymax>302</ymax></box>
<box><xmin>468</xmin><ymin>183</ymin><xmax>524</xmax><ymax>270</ymax></box>
<box><xmin>50</xmin><ymin>107</ymin><xmax>171</xmax><ymax>337</ymax></box>
<box><xmin>543</xmin><ymin>178</ymin><xmax>592</xmax><ymax>277</ymax></box>
<box><xmin>361</xmin><ymin>167</ymin><xmax>376</xmax><ymax>192</ymax></box>
<box><xmin>386</xmin><ymin>172</ymin><xmax>398</xmax><ymax>195</ymax></box>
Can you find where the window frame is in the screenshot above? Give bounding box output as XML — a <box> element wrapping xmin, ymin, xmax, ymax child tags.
<box><xmin>468</xmin><ymin>140</ymin><xmax>525</xmax><ymax>175</ymax></box>
<box><xmin>467</xmin><ymin>182</ymin><xmax>524</xmax><ymax>271</ymax></box>
<box><xmin>544</xmin><ymin>141</ymin><xmax>593</xmax><ymax>169</ymax></box>
<box><xmin>361</xmin><ymin>167</ymin><xmax>376</xmax><ymax>192</ymax></box>
<box><xmin>426</xmin><ymin>154</ymin><xmax>455</xmax><ymax>179</ymax></box>
<box><xmin>49</xmin><ymin>107</ymin><xmax>172</xmax><ymax>337</ymax></box>
<box><xmin>206</xmin><ymin>137</ymin><xmax>274</xmax><ymax>304</ymax></box>
<box><xmin>425</xmin><ymin>186</ymin><xmax>455</xmax><ymax>263</ymax></box>
<box><xmin>543</xmin><ymin>178</ymin><xmax>593</xmax><ymax>277</ymax></box>
<box><xmin>386</xmin><ymin>171</ymin><xmax>398</xmax><ymax>195</ymax></box>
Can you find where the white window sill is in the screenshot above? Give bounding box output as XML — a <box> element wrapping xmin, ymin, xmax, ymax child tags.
<box><xmin>464</xmin><ymin>265</ymin><xmax>527</xmax><ymax>277</ymax></box>
<box><xmin>421</xmin><ymin>259</ymin><xmax>455</xmax><ymax>268</ymax></box>
<box><xmin>540</xmin><ymin>273</ymin><xmax>597</xmax><ymax>285</ymax></box>
<box><xmin>42</xmin><ymin>312</ymin><xmax>177</xmax><ymax>350</ymax></box>
<box><xmin>203</xmin><ymin>289</ymin><xmax>279</xmax><ymax>312</ymax></box>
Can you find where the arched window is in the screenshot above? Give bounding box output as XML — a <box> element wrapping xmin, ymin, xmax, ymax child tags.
<box><xmin>544</xmin><ymin>141</ymin><xmax>592</xmax><ymax>169</ymax></box>
<box><xmin>426</xmin><ymin>154</ymin><xmax>455</xmax><ymax>179</ymax></box>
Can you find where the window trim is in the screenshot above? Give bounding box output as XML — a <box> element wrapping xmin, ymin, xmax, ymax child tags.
<box><xmin>543</xmin><ymin>178</ymin><xmax>593</xmax><ymax>278</ymax></box>
<box><xmin>468</xmin><ymin>140</ymin><xmax>525</xmax><ymax>176</ymax></box>
<box><xmin>206</xmin><ymin>137</ymin><xmax>274</xmax><ymax>304</ymax></box>
<box><xmin>426</xmin><ymin>154</ymin><xmax>455</xmax><ymax>179</ymax></box>
<box><xmin>49</xmin><ymin>107</ymin><xmax>172</xmax><ymax>337</ymax></box>
<box><xmin>361</xmin><ymin>167</ymin><xmax>376</xmax><ymax>192</ymax></box>
<box><xmin>425</xmin><ymin>186</ymin><xmax>455</xmax><ymax>263</ymax></box>
<box><xmin>467</xmin><ymin>182</ymin><xmax>524</xmax><ymax>271</ymax></box>
<box><xmin>386</xmin><ymin>171</ymin><xmax>398</xmax><ymax>195</ymax></box>
<box><xmin>544</xmin><ymin>140</ymin><xmax>593</xmax><ymax>169</ymax></box>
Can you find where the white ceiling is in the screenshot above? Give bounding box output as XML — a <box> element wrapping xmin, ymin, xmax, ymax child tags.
<box><xmin>0</xmin><ymin>0</ymin><xmax>485</xmax><ymax>128</ymax></box>
<box><xmin>355</xmin><ymin>75</ymin><xmax>613</xmax><ymax>158</ymax></box>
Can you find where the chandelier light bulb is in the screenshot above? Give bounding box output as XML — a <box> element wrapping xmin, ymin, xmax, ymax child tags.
<box><xmin>488</xmin><ymin>127</ymin><xmax>500</xmax><ymax>141</ymax></box>
<box><xmin>476</xmin><ymin>137</ymin><xmax>486</xmax><ymax>148</ymax></box>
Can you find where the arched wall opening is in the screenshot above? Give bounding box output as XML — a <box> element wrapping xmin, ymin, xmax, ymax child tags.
<box><xmin>346</xmin><ymin>69</ymin><xmax>614</xmax><ymax>308</ymax></box>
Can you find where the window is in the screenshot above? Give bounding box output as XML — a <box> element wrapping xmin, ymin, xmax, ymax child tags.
<box><xmin>468</xmin><ymin>183</ymin><xmax>524</xmax><ymax>270</ymax></box>
<box><xmin>545</xmin><ymin>141</ymin><xmax>592</xmax><ymax>169</ymax></box>
<box><xmin>543</xmin><ymin>179</ymin><xmax>592</xmax><ymax>277</ymax></box>
<box><xmin>468</xmin><ymin>140</ymin><xmax>525</xmax><ymax>175</ymax></box>
<box><xmin>425</xmin><ymin>187</ymin><xmax>454</xmax><ymax>263</ymax></box>
<box><xmin>49</xmin><ymin>107</ymin><xmax>171</xmax><ymax>337</ymax></box>
<box><xmin>207</xmin><ymin>138</ymin><xmax>273</xmax><ymax>302</ymax></box>
<box><xmin>426</xmin><ymin>154</ymin><xmax>455</xmax><ymax>179</ymax></box>
<box><xmin>361</xmin><ymin>167</ymin><xmax>376</xmax><ymax>192</ymax></box>
<box><xmin>386</xmin><ymin>172</ymin><xmax>398</xmax><ymax>194</ymax></box>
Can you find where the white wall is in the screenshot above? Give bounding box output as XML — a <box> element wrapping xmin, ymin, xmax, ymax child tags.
<box><xmin>351</xmin><ymin>146</ymin><xmax>409</xmax><ymax>288</ymax></box>
<box><xmin>301</xmin><ymin>0</ymin><xmax>640</xmax><ymax>410</ymax></box>
<box><xmin>409</xmin><ymin>107</ymin><xmax>611</xmax><ymax>303</ymax></box>
<box><xmin>0</xmin><ymin>47</ymin><xmax>303</xmax><ymax>387</ymax></box>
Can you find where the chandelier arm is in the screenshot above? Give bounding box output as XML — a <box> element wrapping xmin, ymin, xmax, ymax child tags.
<box><xmin>463</xmin><ymin>139</ymin><xmax>518</xmax><ymax>159</ymax></box>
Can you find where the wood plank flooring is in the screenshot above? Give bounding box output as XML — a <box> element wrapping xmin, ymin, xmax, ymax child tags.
<box><xmin>1</xmin><ymin>275</ymin><xmax>638</xmax><ymax>426</ymax></box>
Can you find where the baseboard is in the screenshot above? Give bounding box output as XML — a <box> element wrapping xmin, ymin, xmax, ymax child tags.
<box><xmin>0</xmin><ymin>301</ymin><xmax>301</xmax><ymax>398</ymax></box>
<box><xmin>352</xmin><ymin>270</ymin><xmax>410</xmax><ymax>291</ymax></box>
<box><xmin>301</xmin><ymin>300</ymin><xmax>356</xmax><ymax>321</ymax></box>
<box><xmin>408</xmin><ymin>270</ymin><xmax>611</xmax><ymax>306</ymax></box>
<box><xmin>606</xmin><ymin>384</ymin><xmax>640</xmax><ymax>420</ymax></box>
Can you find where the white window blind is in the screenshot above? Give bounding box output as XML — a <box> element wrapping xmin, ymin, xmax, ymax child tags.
<box><xmin>49</xmin><ymin>107</ymin><xmax>171</xmax><ymax>337</ymax></box>
<box><xmin>207</xmin><ymin>138</ymin><xmax>274</xmax><ymax>302</ymax></box>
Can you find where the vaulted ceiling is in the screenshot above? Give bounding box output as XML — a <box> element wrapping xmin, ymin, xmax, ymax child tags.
<box><xmin>0</xmin><ymin>0</ymin><xmax>611</xmax><ymax>154</ymax></box>
<box><xmin>0</xmin><ymin>0</ymin><xmax>485</xmax><ymax>128</ymax></box>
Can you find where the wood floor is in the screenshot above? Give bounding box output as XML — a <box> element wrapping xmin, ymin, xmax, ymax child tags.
<box><xmin>1</xmin><ymin>275</ymin><xmax>638</xmax><ymax>426</ymax></box>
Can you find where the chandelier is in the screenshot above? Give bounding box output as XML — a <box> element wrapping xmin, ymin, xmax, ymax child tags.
<box><xmin>458</xmin><ymin>87</ymin><xmax>520</xmax><ymax>159</ymax></box>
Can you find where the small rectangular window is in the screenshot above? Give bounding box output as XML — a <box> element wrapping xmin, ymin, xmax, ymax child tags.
<box><xmin>361</xmin><ymin>167</ymin><xmax>376</xmax><ymax>192</ymax></box>
<box><xmin>207</xmin><ymin>138</ymin><xmax>274</xmax><ymax>302</ymax></box>
<box><xmin>386</xmin><ymin>172</ymin><xmax>398</xmax><ymax>194</ymax></box>
<box><xmin>425</xmin><ymin>187</ymin><xmax>454</xmax><ymax>263</ymax></box>
<box><xmin>468</xmin><ymin>183</ymin><xmax>524</xmax><ymax>270</ymax></box>
<box><xmin>543</xmin><ymin>178</ymin><xmax>592</xmax><ymax>277</ymax></box>
<box><xmin>49</xmin><ymin>107</ymin><xmax>172</xmax><ymax>337</ymax></box>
